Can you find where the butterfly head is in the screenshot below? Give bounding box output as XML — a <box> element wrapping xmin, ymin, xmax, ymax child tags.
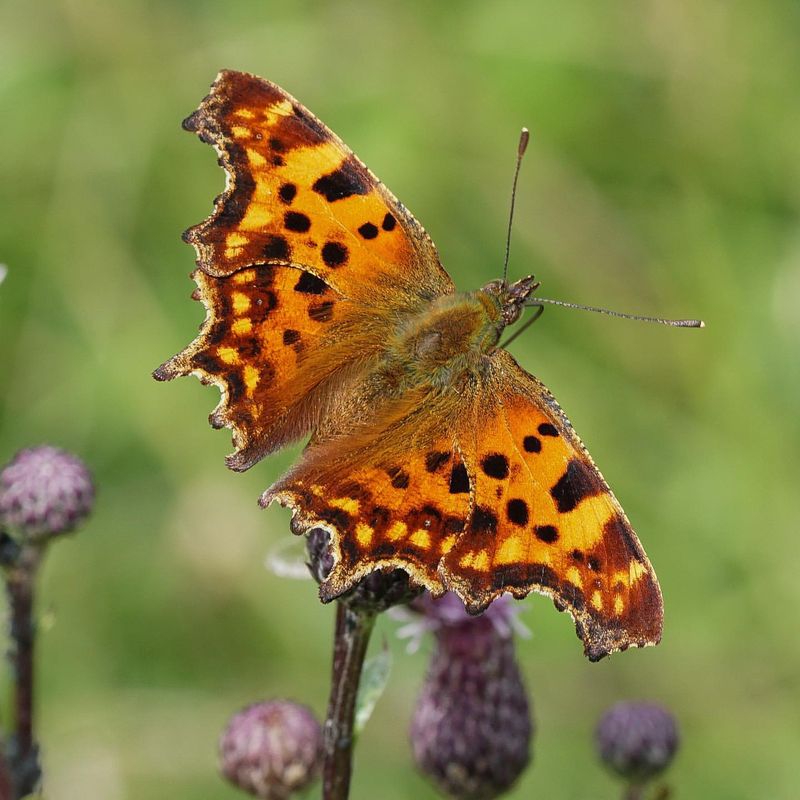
<box><xmin>483</xmin><ymin>275</ymin><xmax>540</xmax><ymax>328</ymax></box>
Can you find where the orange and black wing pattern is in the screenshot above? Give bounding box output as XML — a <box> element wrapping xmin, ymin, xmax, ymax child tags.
<box><xmin>155</xmin><ymin>71</ymin><xmax>453</xmax><ymax>469</ymax></box>
<box><xmin>178</xmin><ymin>70</ymin><xmax>452</xmax><ymax>303</ymax></box>
<box><xmin>264</xmin><ymin>350</ymin><xmax>662</xmax><ymax>661</ymax></box>
<box><xmin>440</xmin><ymin>350</ymin><xmax>663</xmax><ymax>661</ymax></box>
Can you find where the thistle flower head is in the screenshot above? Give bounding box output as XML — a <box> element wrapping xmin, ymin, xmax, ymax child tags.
<box><xmin>410</xmin><ymin>592</ymin><xmax>533</xmax><ymax>799</ymax></box>
<box><xmin>0</xmin><ymin>446</ymin><xmax>94</xmax><ymax>544</ymax></box>
<box><xmin>595</xmin><ymin>701</ymin><xmax>679</xmax><ymax>784</ymax></box>
<box><xmin>219</xmin><ymin>700</ymin><xmax>322</xmax><ymax>799</ymax></box>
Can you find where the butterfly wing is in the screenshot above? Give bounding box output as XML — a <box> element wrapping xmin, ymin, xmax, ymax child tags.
<box><xmin>155</xmin><ymin>71</ymin><xmax>454</xmax><ymax>470</ymax></box>
<box><xmin>440</xmin><ymin>349</ymin><xmax>663</xmax><ymax>661</ymax></box>
<box><xmin>179</xmin><ymin>70</ymin><xmax>452</xmax><ymax>301</ymax></box>
<box><xmin>264</xmin><ymin>349</ymin><xmax>662</xmax><ymax>661</ymax></box>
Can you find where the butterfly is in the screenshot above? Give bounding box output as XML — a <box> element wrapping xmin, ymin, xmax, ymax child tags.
<box><xmin>155</xmin><ymin>70</ymin><xmax>663</xmax><ymax>661</ymax></box>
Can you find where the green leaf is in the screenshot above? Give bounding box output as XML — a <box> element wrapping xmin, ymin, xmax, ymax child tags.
<box><xmin>354</xmin><ymin>642</ymin><xmax>392</xmax><ymax>735</ymax></box>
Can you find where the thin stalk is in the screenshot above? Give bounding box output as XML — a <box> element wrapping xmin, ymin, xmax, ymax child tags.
<box><xmin>322</xmin><ymin>602</ymin><xmax>377</xmax><ymax>800</ymax></box>
<box><xmin>5</xmin><ymin>545</ymin><xmax>42</xmax><ymax>798</ymax></box>
<box><xmin>0</xmin><ymin>751</ymin><xmax>12</xmax><ymax>800</ymax></box>
<box><xmin>623</xmin><ymin>784</ymin><xmax>645</xmax><ymax>800</ymax></box>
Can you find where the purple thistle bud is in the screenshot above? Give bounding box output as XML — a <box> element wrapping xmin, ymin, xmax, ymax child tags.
<box><xmin>0</xmin><ymin>446</ymin><xmax>94</xmax><ymax>544</ymax></box>
<box><xmin>595</xmin><ymin>701</ymin><xmax>679</xmax><ymax>784</ymax></box>
<box><xmin>410</xmin><ymin>593</ymin><xmax>533</xmax><ymax>800</ymax></box>
<box><xmin>219</xmin><ymin>700</ymin><xmax>323</xmax><ymax>799</ymax></box>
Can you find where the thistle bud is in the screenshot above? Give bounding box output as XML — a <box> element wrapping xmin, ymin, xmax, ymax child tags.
<box><xmin>410</xmin><ymin>593</ymin><xmax>532</xmax><ymax>799</ymax></box>
<box><xmin>305</xmin><ymin>527</ymin><xmax>422</xmax><ymax>612</ymax></box>
<box><xmin>219</xmin><ymin>700</ymin><xmax>322</xmax><ymax>799</ymax></box>
<box><xmin>0</xmin><ymin>446</ymin><xmax>94</xmax><ymax>544</ymax></box>
<box><xmin>595</xmin><ymin>701</ymin><xmax>679</xmax><ymax>784</ymax></box>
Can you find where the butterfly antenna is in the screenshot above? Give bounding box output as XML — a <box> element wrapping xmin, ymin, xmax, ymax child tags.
<box><xmin>502</xmin><ymin>128</ymin><xmax>530</xmax><ymax>287</ymax></box>
<box><xmin>526</xmin><ymin>297</ymin><xmax>704</xmax><ymax>327</ymax></box>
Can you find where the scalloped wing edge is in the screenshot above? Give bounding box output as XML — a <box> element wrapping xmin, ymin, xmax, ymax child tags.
<box><xmin>152</xmin><ymin>272</ymin><xmax>251</xmax><ymax>471</ymax></box>
<box><xmin>261</xmin><ymin>484</ymin><xmax>662</xmax><ymax>661</ymax></box>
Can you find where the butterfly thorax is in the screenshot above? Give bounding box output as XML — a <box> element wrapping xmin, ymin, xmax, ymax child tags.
<box><xmin>383</xmin><ymin>275</ymin><xmax>538</xmax><ymax>391</ymax></box>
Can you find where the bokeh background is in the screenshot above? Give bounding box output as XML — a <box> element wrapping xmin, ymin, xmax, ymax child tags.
<box><xmin>2</xmin><ymin>1</ymin><xmax>799</xmax><ymax>798</ymax></box>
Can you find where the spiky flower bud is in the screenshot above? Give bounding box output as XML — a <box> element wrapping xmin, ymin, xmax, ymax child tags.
<box><xmin>595</xmin><ymin>701</ymin><xmax>679</xmax><ymax>784</ymax></box>
<box><xmin>0</xmin><ymin>446</ymin><xmax>94</xmax><ymax>544</ymax></box>
<box><xmin>219</xmin><ymin>700</ymin><xmax>322</xmax><ymax>799</ymax></box>
<box><xmin>410</xmin><ymin>593</ymin><xmax>532</xmax><ymax>799</ymax></box>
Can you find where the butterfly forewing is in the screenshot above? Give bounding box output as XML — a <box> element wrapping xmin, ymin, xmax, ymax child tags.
<box><xmin>181</xmin><ymin>70</ymin><xmax>453</xmax><ymax>302</ymax></box>
<box><xmin>156</xmin><ymin>71</ymin><xmax>454</xmax><ymax>469</ymax></box>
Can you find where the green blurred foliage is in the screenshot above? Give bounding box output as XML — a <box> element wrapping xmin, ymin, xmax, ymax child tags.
<box><xmin>1</xmin><ymin>1</ymin><xmax>799</xmax><ymax>798</ymax></box>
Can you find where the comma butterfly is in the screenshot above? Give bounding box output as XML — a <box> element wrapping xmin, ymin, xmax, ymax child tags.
<box><xmin>155</xmin><ymin>70</ymin><xmax>680</xmax><ymax>660</ymax></box>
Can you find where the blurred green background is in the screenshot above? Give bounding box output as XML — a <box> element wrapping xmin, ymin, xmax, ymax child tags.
<box><xmin>2</xmin><ymin>1</ymin><xmax>799</xmax><ymax>798</ymax></box>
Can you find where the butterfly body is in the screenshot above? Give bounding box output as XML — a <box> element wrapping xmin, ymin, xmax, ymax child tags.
<box><xmin>156</xmin><ymin>70</ymin><xmax>664</xmax><ymax>660</ymax></box>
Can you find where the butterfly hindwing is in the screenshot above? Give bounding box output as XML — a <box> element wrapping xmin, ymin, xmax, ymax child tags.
<box><xmin>265</xmin><ymin>432</ymin><xmax>473</xmax><ymax>600</ymax></box>
<box><xmin>440</xmin><ymin>350</ymin><xmax>663</xmax><ymax>661</ymax></box>
<box><xmin>264</xmin><ymin>350</ymin><xmax>662</xmax><ymax>660</ymax></box>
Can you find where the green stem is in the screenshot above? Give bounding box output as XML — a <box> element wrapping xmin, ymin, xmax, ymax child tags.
<box><xmin>321</xmin><ymin>602</ymin><xmax>377</xmax><ymax>800</ymax></box>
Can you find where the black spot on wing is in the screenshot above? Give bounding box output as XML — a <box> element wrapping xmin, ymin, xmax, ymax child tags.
<box><xmin>284</xmin><ymin>211</ymin><xmax>311</xmax><ymax>232</ymax></box>
<box><xmin>312</xmin><ymin>157</ymin><xmax>370</xmax><ymax>202</ymax></box>
<box><xmin>449</xmin><ymin>462</ymin><xmax>470</xmax><ymax>494</ymax></box>
<box><xmin>506</xmin><ymin>499</ymin><xmax>529</xmax><ymax>527</ymax></box>
<box><xmin>523</xmin><ymin>435</ymin><xmax>541</xmax><ymax>453</ymax></box>
<box><xmin>535</xmin><ymin>525</ymin><xmax>559</xmax><ymax>543</ymax></box>
<box><xmin>321</xmin><ymin>241</ymin><xmax>348</xmax><ymax>268</ymax></box>
<box><xmin>206</xmin><ymin>322</ymin><xmax>227</xmax><ymax>346</ymax></box>
<box><xmin>469</xmin><ymin>506</ymin><xmax>498</xmax><ymax>536</ymax></box>
<box><xmin>294</xmin><ymin>271</ymin><xmax>328</xmax><ymax>295</ymax></box>
<box><xmin>237</xmin><ymin>337</ymin><xmax>262</xmax><ymax>358</ymax></box>
<box><xmin>226</xmin><ymin>371</ymin><xmax>246</xmax><ymax>402</ymax></box>
<box><xmin>282</xmin><ymin>329</ymin><xmax>300</xmax><ymax>345</ymax></box>
<box><xmin>538</xmin><ymin>423</ymin><xmax>559</xmax><ymax>437</ymax></box>
<box><xmin>279</xmin><ymin>183</ymin><xmax>297</xmax><ymax>204</ymax></box>
<box><xmin>191</xmin><ymin>351</ymin><xmax>224</xmax><ymax>375</ymax></box>
<box><xmin>262</xmin><ymin>235</ymin><xmax>290</xmax><ymax>261</ymax></box>
<box><xmin>358</xmin><ymin>222</ymin><xmax>378</xmax><ymax>239</ymax></box>
<box><xmin>481</xmin><ymin>453</ymin><xmax>509</xmax><ymax>480</ymax></box>
<box><xmin>550</xmin><ymin>459</ymin><xmax>604</xmax><ymax>513</ymax></box>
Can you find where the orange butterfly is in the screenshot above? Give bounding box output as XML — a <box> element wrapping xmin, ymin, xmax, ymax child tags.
<box><xmin>156</xmin><ymin>70</ymin><xmax>665</xmax><ymax>661</ymax></box>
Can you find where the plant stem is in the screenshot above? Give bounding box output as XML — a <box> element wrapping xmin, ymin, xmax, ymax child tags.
<box><xmin>0</xmin><ymin>750</ymin><xmax>12</xmax><ymax>800</ymax></box>
<box><xmin>5</xmin><ymin>545</ymin><xmax>42</xmax><ymax>798</ymax></box>
<box><xmin>322</xmin><ymin>601</ymin><xmax>377</xmax><ymax>800</ymax></box>
<box><xmin>623</xmin><ymin>784</ymin><xmax>645</xmax><ymax>800</ymax></box>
